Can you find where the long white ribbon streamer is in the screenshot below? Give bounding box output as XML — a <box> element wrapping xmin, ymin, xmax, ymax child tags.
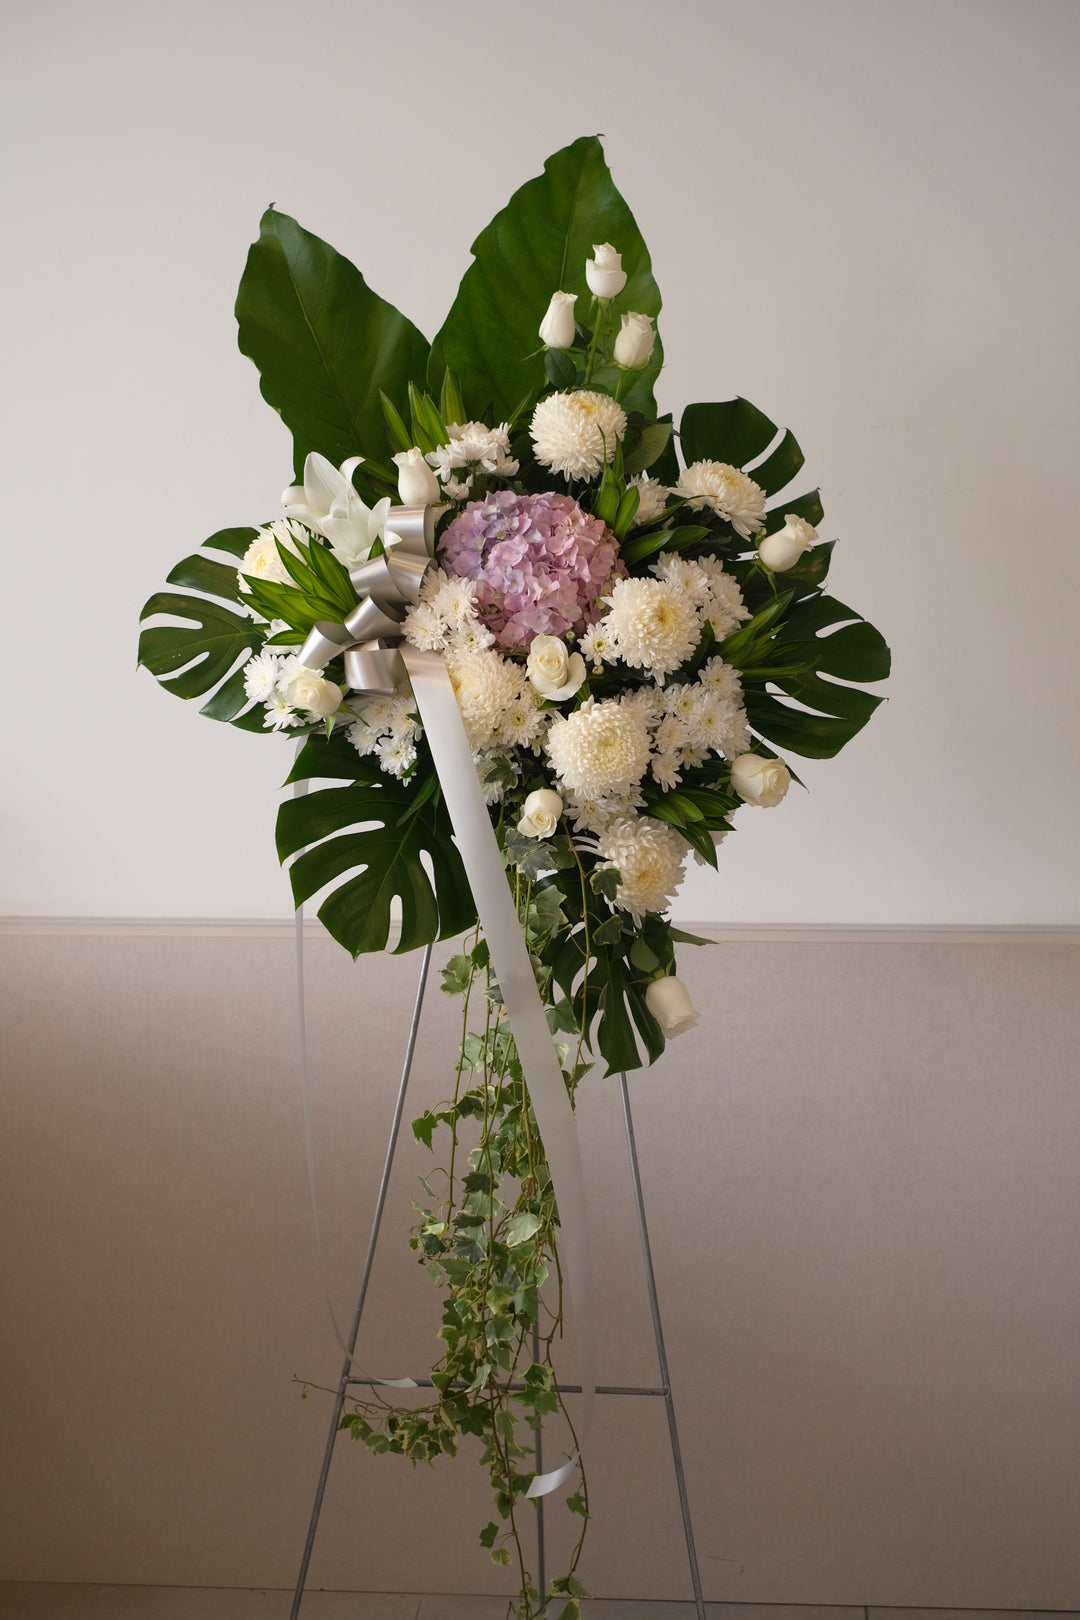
<box><xmin>402</xmin><ymin>648</ymin><xmax>595</xmax><ymax>1495</ymax></box>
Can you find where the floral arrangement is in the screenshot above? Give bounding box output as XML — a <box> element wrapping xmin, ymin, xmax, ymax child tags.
<box><xmin>139</xmin><ymin>137</ymin><xmax>888</xmax><ymax>1617</ymax></box>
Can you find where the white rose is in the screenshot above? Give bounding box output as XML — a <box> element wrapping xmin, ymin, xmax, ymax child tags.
<box><xmin>730</xmin><ymin>752</ymin><xmax>791</xmax><ymax>807</ymax></box>
<box><xmin>282</xmin><ymin>666</ymin><xmax>343</xmax><ymax>718</ymax></box>
<box><xmin>613</xmin><ymin>312</ymin><xmax>655</xmax><ymax>369</ymax></box>
<box><xmin>392</xmin><ymin>446</ymin><xmax>441</xmax><ymax>506</ymax></box>
<box><xmin>517</xmin><ymin>788</ymin><xmax>564</xmax><ymax>839</ymax></box>
<box><xmin>526</xmin><ymin>634</ymin><xmax>587</xmax><ymax>700</ymax></box>
<box><xmin>758</xmin><ymin>514</ymin><xmax>818</xmax><ymax>573</ymax></box>
<box><xmin>645</xmin><ymin>975</ymin><xmax>700</xmax><ymax>1037</ymax></box>
<box><xmin>585</xmin><ymin>242</ymin><xmax>627</xmax><ymax>300</ymax></box>
<box><xmin>539</xmin><ymin>290</ymin><xmax>577</xmax><ymax>349</ymax></box>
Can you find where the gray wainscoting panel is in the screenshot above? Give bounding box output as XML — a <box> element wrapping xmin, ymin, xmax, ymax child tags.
<box><xmin>1</xmin><ymin>930</ymin><xmax>1078</xmax><ymax>1606</ymax></box>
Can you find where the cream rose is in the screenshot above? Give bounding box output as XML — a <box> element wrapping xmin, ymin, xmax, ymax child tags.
<box><xmin>282</xmin><ymin>666</ymin><xmax>343</xmax><ymax>718</ymax></box>
<box><xmin>392</xmin><ymin>446</ymin><xmax>441</xmax><ymax>506</ymax></box>
<box><xmin>730</xmin><ymin>752</ymin><xmax>791</xmax><ymax>807</ymax></box>
<box><xmin>526</xmin><ymin>635</ymin><xmax>587</xmax><ymax>700</ymax></box>
<box><xmin>539</xmin><ymin>290</ymin><xmax>577</xmax><ymax>349</ymax></box>
<box><xmin>758</xmin><ymin>514</ymin><xmax>817</xmax><ymax>573</ymax></box>
<box><xmin>517</xmin><ymin>788</ymin><xmax>564</xmax><ymax>839</ymax></box>
<box><xmin>645</xmin><ymin>975</ymin><xmax>700</xmax><ymax>1037</ymax></box>
<box><xmin>613</xmin><ymin>312</ymin><xmax>655</xmax><ymax>370</ymax></box>
<box><xmin>585</xmin><ymin>243</ymin><xmax>627</xmax><ymax>300</ymax></box>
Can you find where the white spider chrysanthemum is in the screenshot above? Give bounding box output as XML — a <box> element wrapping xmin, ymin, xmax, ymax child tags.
<box><xmin>530</xmin><ymin>390</ymin><xmax>627</xmax><ymax>480</ymax></box>
<box><xmin>445</xmin><ymin>648</ymin><xmax>520</xmax><ymax>752</ymax></box>
<box><xmin>427</xmin><ymin>421</ymin><xmax>519</xmax><ymax>483</ymax></box>
<box><xmin>675</xmin><ymin>461</ymin><xmax>767</xmax><ymax>539</ymax></box>
<box><xmin>545</xmin><ymin>697</ymin><xmax>652</xmax><ymax>798</ymax></box>
<box><xmin>627</xmin><ymin>473</ymin><xmax>673</xmax><ymax>528</ymax></box>
<box><xmin>601</xmin><ymin>577</ymin><xmax>701</xmax><ymax>678</ymax></box>
<box><xmin>237</xmin><ymin>519</ymin><xmax>308</xmax><ymax>594</ymax></box>
<box><xmin>595</xmin><ymin>816</ymin><xmax>689</xmax><ymax>923</ymax></box>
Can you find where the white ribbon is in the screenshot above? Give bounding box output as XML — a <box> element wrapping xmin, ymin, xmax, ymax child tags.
<box><xmin>297</xmin><ymin>507</ymin><xmax>595</xmax><ymax>1495</ymax></box>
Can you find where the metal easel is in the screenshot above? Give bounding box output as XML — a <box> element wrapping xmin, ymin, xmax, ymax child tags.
<box><xmin>289</xmin><ymin>942</ymin><xmax>706</xmax><ymax>1619</ymax></box>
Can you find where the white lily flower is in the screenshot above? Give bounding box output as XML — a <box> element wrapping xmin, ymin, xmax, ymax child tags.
<box><xmin>282</xmin><ymin>452</ymin><xmax>391</xmax><ymax>570</ymax></box>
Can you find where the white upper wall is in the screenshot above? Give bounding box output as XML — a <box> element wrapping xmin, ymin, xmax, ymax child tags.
<box><xmin>2</xmin><ymin>0</ymin><xmax>1077</xmax><ymax>923</ymax></box>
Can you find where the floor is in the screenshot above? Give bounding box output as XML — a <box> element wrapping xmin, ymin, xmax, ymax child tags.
<box><xmin>1</xmin><ymin>1592</ymin><xmax>1079</xmax><ymax>1620</ymax></box>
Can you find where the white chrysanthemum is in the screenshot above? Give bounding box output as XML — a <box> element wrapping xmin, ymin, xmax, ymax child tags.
<box><xmin>651</xmin><ymin>753</ymin><xmax>682</xmax><ymax>791</ymax></box>
<box><xmin>402</xmin><ymin>600</ymin><xmax>450</xmax><ymax>651</ymax></box>
<box><xmin>621</xmin><ymin>687</ymin><xmax>666</xmax><ymax>725</ymax></box>
<box><xmin>445</xmin><ymin>648</ymin><xmax>520</xmax><ymax>752</ymax></box>
<box><xmin>650</xmin><ymin>554</ymin><xmax>710</xmax><ymax>602</ymax></box>
<box><xmin>546</xmin><ymin>698</ymin><xmax>652</xmax><ymax>798</ymax></box>
<box><xmin>675</xmin><ymin>461</ymin><xmax>767</xmax><ymax>539</ymax></box>
<box><xmin>697</xmin><ymin>557</ymin><xmax>751</xmax><ymax>639</ymax></box>
<box><xmin>237</xmin><ymin>519</ymin><xmax>308</xmax><ymax>594</ymax></box>
<box><xmin>530</xmin><ymin>390</ymin><xmax>627</xmax><ymax>480</ymax></box>
<box><xmin>427</xmin><ymin>421</ymin><xmax>519</xmax><ymax>482</ymax></box>
<box><xmin>578</xmin><ymin>622</ymin><xmax>617</xmax><ymax>671</ymax></box>
<box><xmin>653</xmin><ymin>712</ymin><xmax>690</xmax><ymax>756</ymax></box>
<box><xmin>496</xmin><ymin>684</ymin><xmax>546</xmax><ymax>750</ymax></box>
<box><xmin>432</xmin><ymin>573</ymin><xmax>481</xmax><ymax>627</ymax></box>
<box><xmin>596</xmin><ymin>816</ymin><xmax>689</xmax><ymax>923</ymax></box>
<box><xmin>263</xmin><ymin>697</ymin><xmax>303</xmax><ymax>731</ymax></box>
<box><xmin>698</xmin><ymin>656</ymin><xmax>743</xmax><ymax>700</ymax></box>
<box><xmin>628</xmin><ymin>473</ymin><xmax>673</xmax><ymax>528</ymax></box>
<box><xmin>348</xmin><ymin>719</ymin><xmax>380</xmax><ymax>757</ymax></box>
<box><xmin>377</xmin><ymin>735</ymin><xmax>417</xmax><ymax>778</ymax></box>
<box><xmin>243</xmin><ymin>650</ymin><xmax>284</xmax><ymax>703</ymax></box>
<box><xmin>601</xmin><ymin>577</ymin><xmax>701</xmax><ymax>678</ymax></box>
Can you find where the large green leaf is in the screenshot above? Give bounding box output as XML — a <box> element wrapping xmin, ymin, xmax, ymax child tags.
<box><xmin>236</xmin><ymin>208</ymin><xmax>431</xmax><ymax>479</ymax></box>
<box><xmin>744</xmin><ymin>595</ymin><xmax>891</xmax><ymax>758</ymax></box>
<box><xmin>138</xmin><ymin>529</ymin><xmax>266</xmax><ymax>725</ymax></box>
<box><xmin>277</xmin><ymin>736</ymin><xmax>476</xmax><ymax>956</ymax></box>
<box><xmin>429</xmin><ymin>136</ymin><xmax>662</xmax><ymax>423</ymax></box>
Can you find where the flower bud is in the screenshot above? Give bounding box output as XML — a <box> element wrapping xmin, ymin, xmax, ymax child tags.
<box><xmin>282</xmin><ymin>666</ymin><xmax>342</xmax><ymax>719</ymax></box>
<box><xmin>758</xmin><ymin>513</ymin><xmax>818</xmax><ymax>573</ymax></box>
<box><xmin>645</xmin><ymin>975</ymin><xmax>700</xmax><ymax>1037</ymax></box>
<box><xmin>392</xmin><ymin>446</ymin><xmax>441</xmax><ymax>506</ymax></box>
<box><xmin>517</xmin><ymin>788</ymin><xmax>564</xmax><ymax>839</ymax></box>
<box><xmin>539</xmin><ymin>290</ymin><xmax>577</xmax><ymax>349</ymax></box>
<box><xmin>613</xmin><ymin>312</ymin><xmax>655</xmax><ymax>369</ymax></box>
<box><xmin>730</xmin><ymin>752</ymin><xmax>791</xmax><ymax>808</ymax></box>
<box><xmin>585</xmin><ymin>243</ymin><xmax>627</xmax><ymax>300</ymax></box>
<box><xmin>526</xmin><ymin>634</ymin><xmax>587</xmax><ymax>700</ymax></box>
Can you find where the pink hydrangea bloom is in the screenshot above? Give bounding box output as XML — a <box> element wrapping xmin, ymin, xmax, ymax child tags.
<box><xmin>438</xmin><ymin>490</ymin><xmax>625</xmax><ymax>651</ymax></box>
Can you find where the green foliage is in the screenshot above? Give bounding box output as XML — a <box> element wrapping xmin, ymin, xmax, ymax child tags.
<box><xmin>429</xmin><ymin>136</ymin><xmax>663</xmax><ymax>423</ymax></box>
<box><xmin>235</xmin><ymin>207</ymin><xmax>431</xmax><ymax>480</ymax></box>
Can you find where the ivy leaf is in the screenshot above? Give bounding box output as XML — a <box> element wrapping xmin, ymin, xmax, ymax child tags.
<box><xmin>275</xmin><ymin>771</ymin><xmax>477</xmax><ymax>956</ymax></box>
<box><xmin>236</xmin><ymin>207</ymin><xmax>431</xmax><ymax>479</ymax></box>
<box><xmin>430</xmin><ymin>136</ymin><xmax>662</xmax><ymax>422</ymax></box>
<box><xmin>503</xmin><ymin>1212</ymin><xmax>542</xmax><ymax>1247</ymax></box>
<box><xmin>478</xmin><ymin>1522</ymin><xmax>499</xmax><ymax>1549</ymax></box>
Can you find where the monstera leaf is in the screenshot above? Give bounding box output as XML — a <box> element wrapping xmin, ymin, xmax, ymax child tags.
<box><xmin>429</xmin><ymin>135</ymin><xmax>663</xmax><ymax>422</ymax></box>
<box><xmin>236</xmin><ymin>208</ymin><xmax>431</xmax><ymax>480</ymax></box>
<box><xmin>679</xmin><ymin>397</ymin><xmax>824</xmax><ymax>532</ymax></box>
<box><xmin>277</xmin><ymin>732</ymin><xmax>477</xmax><ymax>956</ymax></box>
<box><xmin>744</xmin><ymin>595</ymin><xmax>891</xmax><ymax>758</ymax></box>
<box><xmin>137</xmin><ymin>528</ymin><xmax>266</xmax><ymax>730</ymax></box>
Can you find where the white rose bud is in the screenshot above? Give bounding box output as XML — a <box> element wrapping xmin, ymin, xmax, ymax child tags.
<box><xmin>526</xmin><ymin>634</ymin><xmax>587</xmax><ymax>701</ymax></box>
<box><xmin>282</xmin><ymin>666</ymin><xmax>343</xmax><ymax>719</ymax></box>
<box><xmin>613</xmin><ymin>311</ymin><xmax>655</xmax><ymax>370</ymax></box>
<box><xmin>392</xmin><ymin>447</ymin><xmax>441</xmax><ymax>507</ymax></box>
<box><xmin>730</xmin><ymin>752</ymin><xmax>791</xmax><ymax>808</ymax></box>
<box><xmin>517</xmin><ymin>788</ymin><xmax>564</xmax><ymax>839</ymax></box>
<box><xmin>758</xmin><ymin>513</ymin><xmax>818</xmax><ymax>573</ymax></box>
<box><xmin>645</xmin><ymin>975</ymin><xmax>700</xmax><ymax>1038</ymax></box>
<box><xmin>539</xmin><ymin>290</ymin><xmax>577</xmax><ymax>349</ymax></box>
<box><xmin>585</xmin><ymin>242</ymin><xmax>627</xmax><ymax>300</ymax></box>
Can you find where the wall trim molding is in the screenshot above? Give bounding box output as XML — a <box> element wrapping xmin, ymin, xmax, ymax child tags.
<box><xmin>2</xmin><ymin>917</ymin><xmax>1078</xmax><ymax>946</ymax></box>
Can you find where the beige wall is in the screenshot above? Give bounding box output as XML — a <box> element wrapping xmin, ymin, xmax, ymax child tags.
<box><xmin>3</xmin><ymin>926</ymin><xmax>1078</xmax><ymax>1607</ymax></box>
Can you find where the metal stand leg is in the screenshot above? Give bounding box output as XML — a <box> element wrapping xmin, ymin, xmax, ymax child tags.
<box><xmin>290</xmin><ymin>943</ymin><xmax>433</xmax><ymax>1620</ymax></box>
<box><xmin>532</xmin><ymin>1320</ymin><xmax>546</xmax><ymax>1603</ymax></box>
<box><xmin>619</xmin><ymin>1071</ymin><xmax>707</xmax><ymax>1620</ymax></box>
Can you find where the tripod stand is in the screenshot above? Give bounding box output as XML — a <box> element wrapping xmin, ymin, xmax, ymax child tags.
<box><xmin>290</xmin><ymin>942</ymin><xmax>706</xmax><ymax>1618</ymax></box>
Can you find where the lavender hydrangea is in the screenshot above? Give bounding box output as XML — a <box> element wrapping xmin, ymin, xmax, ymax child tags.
<box><xmin>438</xmin><ymin>490</ymin><xmax>625</xmax><ymax>651</ymax></box>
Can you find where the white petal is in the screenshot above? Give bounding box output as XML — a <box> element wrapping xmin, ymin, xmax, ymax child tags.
<box><xmin>302</xmin><ymin>452</ymin><xmax>346</xmax><ymax>517</ymax></box>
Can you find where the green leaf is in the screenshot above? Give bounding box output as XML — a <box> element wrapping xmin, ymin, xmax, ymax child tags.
<box><xmin>479</xmin><ymin>1522</ymin><xmax>499</xmax><ymax>1549</ymax></box>
<box><xmin>201</xmin><ymin>526</ymin><xmax>262</xmax><ymax>562</ymax></box>
<box><xmin>622</xmin><ymin>419</ymin><xmax>673</xmax><ymax>478</ymax></box>
<box><xmin>412</xmin><ymin>1111</ymin><xmax>438</xmax><ymax>1150</ymax></box>
<box><xmin>490</xmin><ymin>1546</ymin><xmax>512</xmax><ymax>1567</ymax></box>
<box><xmin>680</xmin><ymin>398</ymin><xmax>776</xmax><ymax>470</ymax></box>
<box><xmin>165</xmin><ymin>551</ymin><xmax>248</xmax><ymax>605</ymax></box>
<box><xmin>503</xmin><ymin>1212</ymin><xmax>542</xmax><ymax>1247</ymax></box>
<box><xmin>138</xmin><ymin>590</ymin><xmax>261</xmax><ymax>702</ymax></box>
<box><xmin>236</xmin><ymin>207</ymin><xmax>431</xmax><ymax>479</ymax></box>
<box><xmin>429</xmin><ymin>136</ymin><xmax>663</xmax><ymax>422</ymax></box>
<box><xmin>275</xmin><ymin>774</ymin><xmax>477</xmax><ymax>956</ymax></box>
